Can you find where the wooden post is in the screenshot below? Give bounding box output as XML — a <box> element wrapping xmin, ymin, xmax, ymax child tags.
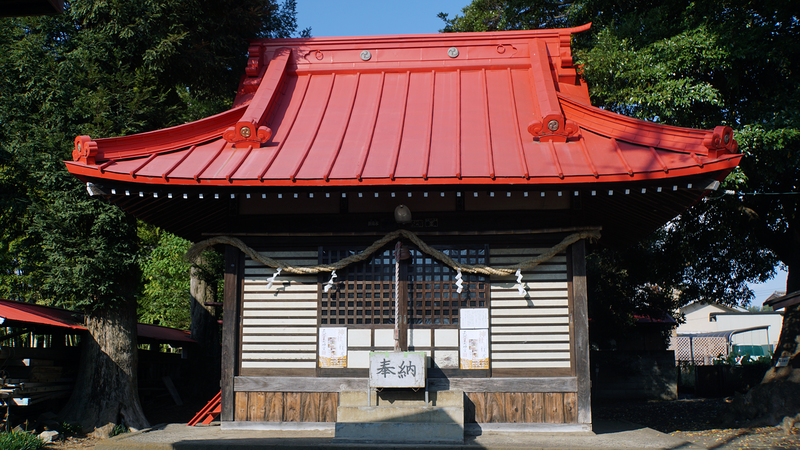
<box><xmin>572</xmin><ymin>239</ymin><xmax>591</xmax><ymax>427</ymax></box>
<box><xmin>221</xmin><ymin>245</ymin><xmax>242</xmax><ymax>421</ymax></box>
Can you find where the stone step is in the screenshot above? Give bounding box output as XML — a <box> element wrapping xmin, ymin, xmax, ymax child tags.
<box><xmin>339</xmin><ymin>389</ymin><xmax>464</xmax><ymax>407</ymax></box>
<box><xmin>336</xmin><ymin>405</ymin><xmax>464</xmax><ymax>424</ymax></box>
<box><xmin>334</xmin><ymin>422</ymin><xmax>464</xmax><ymax>442</ymax></box>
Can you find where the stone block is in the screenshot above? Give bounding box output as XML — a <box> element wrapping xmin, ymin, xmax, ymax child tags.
<box><xmin>334</xmin><ymin>422</ymin><xmax>464</xmax><ymax>442</ymax></box>
<box><xmin>337</xmin><ymin>405</ymin><xmax>463</xmax><ymax>424</ymax></box>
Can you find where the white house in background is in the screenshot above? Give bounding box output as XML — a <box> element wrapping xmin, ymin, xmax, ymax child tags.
<box><xmin>669</xmin><ymin>301</ymin><xmax>783</xmax><ymax>364</ymax></box>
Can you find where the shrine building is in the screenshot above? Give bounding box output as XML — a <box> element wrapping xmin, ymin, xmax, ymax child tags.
<box><xmin>65</xmin><ymin>25</ymin><xmax>741</xmax><ymax>438</ymax></box>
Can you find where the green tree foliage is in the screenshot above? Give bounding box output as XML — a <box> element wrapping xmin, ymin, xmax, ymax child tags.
<box><xmin>137</xmin><ymin>225</ymin><xmax>192</xmax><ymax>329</ymax></box>
<box><xmin>438</xmin><ymin>0</ymin><xmax>569</xmax><ymax>32</ymax></box>
<box><xmin>0</xmin><ymin>0</ymin><xmax>304</xmax><ymax>429</ymax></box>
<box><xmin>137</xmin><ymin>223</ymin><xmax>224</xmax><ymax>330</ymax></box>
<box><xmin>440</xmin><ymin>0</ymin><xmax>795</xmax><ymax>309</ymax></box>
<box><xmin>1</xmin><ymin>0</ymin><xmax>306</xmax><ymax>309</ymax></box>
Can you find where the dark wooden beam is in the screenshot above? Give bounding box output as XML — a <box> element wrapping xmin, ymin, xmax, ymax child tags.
<box><xmin>571</xmin><ymin>239</ymin><xmax>591</xmax><ymax>426</ymax></box>
<box><xmin>220</xmin><ymin>245</ymin><xmax>243</xmax><ymax>421</ymax></box>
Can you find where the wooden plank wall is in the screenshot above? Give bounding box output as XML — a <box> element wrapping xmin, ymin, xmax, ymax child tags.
<box><xmin>234</xmin><ymin>243</ymin><xmax>582</xmax><ymax>426</ymax></box>
<box><xmin>465</xmin><ymin>392</ymin><xmax>577</xmax><ymax>424</ymax></box>
<box><xmin>234</xmin><ymin>391</ymin><xmax>337</xmax><ymax>422</ymax></box>
<box><xmin>489</xmin><ymin>248</ymin><xmax>571</xmax><ymax>374</ymax></box>
<box><xmin>240</xmin><ymin>251</ymin><xmax>318</xmax><ymax>374</ymax></box>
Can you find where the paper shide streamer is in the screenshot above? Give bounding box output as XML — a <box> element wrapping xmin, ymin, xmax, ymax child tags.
<box><xmin>266</xmin><ymin>267</ymin><xmax>282</xmax><ymax>290</ymax></box>
<box><xmin>324</xmin><ymin>270</ymin><xmax>338</xmax><ymax>293</ymax></box>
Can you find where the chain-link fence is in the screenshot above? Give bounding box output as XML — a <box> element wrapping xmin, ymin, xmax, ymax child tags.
<box><xmin>669</xmin><ymin>335</ymin><xmax>728</xmax><ymax>365</ymax></box>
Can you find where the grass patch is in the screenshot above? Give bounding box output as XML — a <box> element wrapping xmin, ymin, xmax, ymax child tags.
<box><xmin>0</xmin><ymin>430</ymin><xmax>45</xmax><ymax>450</ymax></box>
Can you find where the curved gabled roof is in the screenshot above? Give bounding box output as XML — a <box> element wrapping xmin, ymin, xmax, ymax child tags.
<box><xmin>65</xmin><ymin>25</ymin><xmax>740</xmax><ymax>189</ymax></box>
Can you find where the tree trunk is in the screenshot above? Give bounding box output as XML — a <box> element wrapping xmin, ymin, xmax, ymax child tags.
<box><xmin>728</xmin><ymin>243</ymin><xmax>800</xmax><ymax>426</ymax></box>
<box><xmin>58</xmin><ymin>298</ymin><xmax>149</xmax><ymax>433</ymax></box>
<box><xmin>190</xmin><ymin>257</ymin><xmax>221</xmax><ymax>401</ymax></box>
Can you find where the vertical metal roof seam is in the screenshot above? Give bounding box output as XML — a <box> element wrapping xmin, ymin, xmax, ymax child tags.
<box><xmin>507</xmin><ymin>67</ymin><xmax>530</xmax><ymax>179</ymax></box>
<box><xmin>290</xmin><ymin>73</ymin><xmax>336</xmax><ymax>181</ymax></box>
<box><xmin>129</xmin><ymin>152</ymin><xmax>159</xmax><ymax>178</ymax></box>
<box><xmin>548</xmin><ymin>140</ymin><xmax>564</xmax><ymax>179</ymax></box>
<box><xmin>323</xmin><ymin>73</ymin><xmax>361</xmax><ymax>181</ymax></box>
<box><xmin>162</xmin><ymin>145</ymin><xmax>196</xmax><ymax>181</ymax></box>
<box><xmin>611</xmin><ymin>138</ymin><xmax>634</xmax><ymax>176</ymax></box>
<box><xmin>388</xmin><ymin>71</ymin><xmax>410</xmax><ymax>181</ymax></box>
<box><xmin>648</xmin><ymin>146</ymin><xmax>670</xmax><ymax>173</ymax></box>
<box><xmin>422</xmin><ymin>70</ymin><xmax>436</xmax><ymax>180</ymax></box>
<box><xmin>455</xmin><ymin>69</ymin><xmax>462</xmax><ymax>179</ymax></box>
<box><xmin>98</xmin><ymin>159</ymin><xmax>115</xmax><ymax>174</ymax></box>
<box><xmin>356</xmin><ymin>71</ymin><xmax>386</xmax><ymax>181</ymax></box>
<box><xmin>690</xmin><ymin>152</ymin><xmax>705</xmax><ymax>168</ymax></box>
<box><xmin>225</xmin><ymin>145</ymin><xmax>253</xmax><ymax>182</ymax></box>
<box><xmin>193</xmin><ymin>140</ymin><xmax>226</xmax><ymax>181</ymax></box>
<box><xmin>481</xmin><ymin>68</ymin><xmax>496</xmax><ymax>179</ymax></box>
<box><xmin>258</xmin><ymin>74</ymin><xmax>312</xmax><ymax>181</ymax></box>
<box><xmin>577</xmin><ymin>136</ymin><xmax>599</xmax><ymax>178</ymax></box>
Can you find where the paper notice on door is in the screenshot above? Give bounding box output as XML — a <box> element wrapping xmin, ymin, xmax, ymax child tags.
<box><xmin>319</xmin><ymin>327</ymin><xmax>347</xmax><ymax>368</ymax></box>
<box><xmin>460</xmin><ymin>308</ymin><xmax>488</xmax><ymax>329</ymax></box>
<box><xmin>460</xmin><ymin>328</ymin><xmax>489</xmax><ymax>369</ymax></box>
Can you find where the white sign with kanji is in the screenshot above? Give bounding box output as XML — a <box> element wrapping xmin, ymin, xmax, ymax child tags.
<box><xmin>369</xmin><ymin>351</ymin><xmax>426</xmax><ymax>388</ymax></box>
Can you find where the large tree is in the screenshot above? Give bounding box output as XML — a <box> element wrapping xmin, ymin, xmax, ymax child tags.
<box><xmin>0</xmin><ymin>0</ymin><xmax>304</xmax><ymax>432</ymax></box>
<box><xmin>442</xmin><ymin>0</ymin><xmax>799</xmax><ymax>422</ymax></box>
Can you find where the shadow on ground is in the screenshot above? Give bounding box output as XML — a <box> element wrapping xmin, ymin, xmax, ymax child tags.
<box><xmin>593</xmin><ymin>397</ymin><xmax>727</xmax><ymax>433</ymax></box>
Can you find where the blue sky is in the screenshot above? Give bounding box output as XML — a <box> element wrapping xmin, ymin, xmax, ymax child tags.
<box><xmin>293</xmin><ymin>0</ymin><xmax>789</xmax><ymax>306</ymax></box>
<box><xmin>296</xmin><ymin>0</ymin><xmax>469</xmax><ymax>37</ymax></box>
<box><xmin>750</xmin><ymin>267</ymin><xmax>788</xmax><ymax>307</ymax></box>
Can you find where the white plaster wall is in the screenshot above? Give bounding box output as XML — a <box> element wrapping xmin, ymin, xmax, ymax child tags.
<box><xmin>678</xmin><ymin>304</ymin><xmax>729</xmax><ymax>333</ymax></box>
<box><xmin>717</xmin><ymin>313</ymin><xmax>783</xmax><ymax>347</ymax></box>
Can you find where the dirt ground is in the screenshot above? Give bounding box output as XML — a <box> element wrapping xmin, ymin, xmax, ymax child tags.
<box><xmin>42</xmin><ymin>397</ymin><xmax>800</xmax><ymax>449</ymax></box>
<box><xmin>595</xmin><ymin>397</ymin><xmax>800</xmax><ymax>449</ymax></box>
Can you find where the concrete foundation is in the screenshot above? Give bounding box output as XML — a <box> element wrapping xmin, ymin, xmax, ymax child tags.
<box><xmin>335</xmin><ymin>389</ymin><xmax>464</xmax><ymax>442</ymax></box>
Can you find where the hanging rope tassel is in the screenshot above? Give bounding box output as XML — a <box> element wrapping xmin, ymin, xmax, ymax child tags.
<box><xmin>394</xmin><ymin>241</ymin><xmax>402</xmax><ymax>352</ymax></box>
<box><xmin>323</xmin><ymin>270</ymin><xmax>338</xmax><ymax>293</ymax></box>
<box><xmin>456</xmin><ymin>269</ymin><xmax>463</xmax><ymax>293</ymax></box>
<box><xmin>266</xmin><ymin>267</ymin><xmax>282</xmax><ymax>290</ymax></box>
<box><xmin>516</xmin><ymin>269</ymin><xmax>526</xmax><ymax>296</ymax></box>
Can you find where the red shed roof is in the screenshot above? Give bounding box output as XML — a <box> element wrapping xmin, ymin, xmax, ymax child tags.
<box><xmin>65</xmin><ymin>25</ymin><xmax>740</xmax><ymax>189</ymax></box>
<box><xmin>0</xmin><ymin>299</ymin><xmax>84</xmax><ymax>330</ymax></box>
<box><xmin>0</xmin><ymin>299</ymin><xmax>195</xmax><ymax>345</ymax></box>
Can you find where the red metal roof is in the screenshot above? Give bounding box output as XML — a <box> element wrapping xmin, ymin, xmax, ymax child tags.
<box><xmin>0</xmin><ymin>299</ymin><xmax>84</xmax><ymax>330</ymax></box>
<box><xmin>65</xmin><ymin>25</ymin><xmax>741</xmax><ymax>189</ymax></box>
<box><xmin>0</xmin><ymin>299</ymin><xmax>195</xmax><ymax>344</ymax></box>
<box><xmin>137</xmin><ymin>323</ymin><xmax>195</xmax><ymax>344</ymax></box>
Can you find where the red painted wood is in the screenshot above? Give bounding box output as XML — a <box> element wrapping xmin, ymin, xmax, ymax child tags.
<box><xmin>188</xmin><ymin>391</ymin><xmax>221</xmax><ymax>426</ymax></box>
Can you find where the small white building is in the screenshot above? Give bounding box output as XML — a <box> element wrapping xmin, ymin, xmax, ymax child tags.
<box><xmin>670</xmin><ymin>302</ymin><xmax>783</xmax><ymax>364</ymax></box>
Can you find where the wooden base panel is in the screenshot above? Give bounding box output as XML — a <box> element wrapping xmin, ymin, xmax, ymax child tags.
<box><xmin>233</xmin><ymin>389</ymin><xmax>578</xmax><ymax>425</ymax></box>
<box><xmin>234</xmin><ymin>391</ymin><xmax>338</xmax><ymax>422</ymax></box>
<box><xmin>465</xmin><ymin>392</ymin><xmax>577</xmax><ymax>424</ymax></box>
<box><xmin>235</xmin><ymin>376</ymin><xmax>577</xmax><ymax>393</ymax></box>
